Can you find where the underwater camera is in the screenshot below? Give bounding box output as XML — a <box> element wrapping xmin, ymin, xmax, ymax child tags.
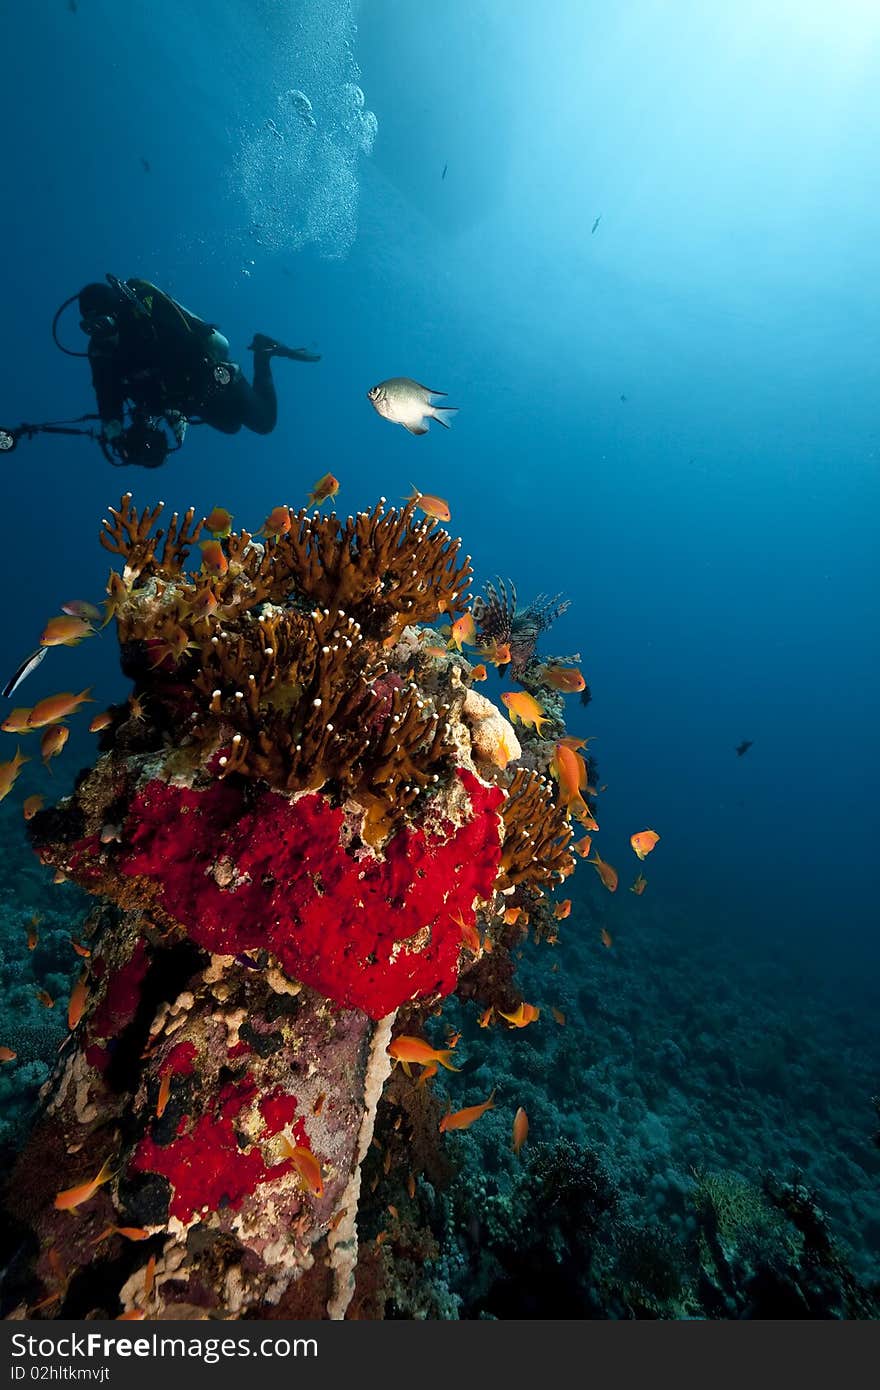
<box><xmin>105</xmin><ymin>413</ymin><xmax>171</xmax><ymax>469</ymax></box>
<box><xmin>0</xmin><ymin>427</ymin><xmax>18</xmax><ymax>453</ymax></box>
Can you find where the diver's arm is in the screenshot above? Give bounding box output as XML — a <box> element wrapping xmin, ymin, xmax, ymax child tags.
<box><xmin>88</xmin><ymin>346</ymin><xmax>125</xmax><ymax>428</ymax></box>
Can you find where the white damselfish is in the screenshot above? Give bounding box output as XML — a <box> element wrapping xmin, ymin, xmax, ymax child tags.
<box><xmin>366</xmin><ymin>377</ymin><xmax>459</xmax><ymax>436</ymax></box>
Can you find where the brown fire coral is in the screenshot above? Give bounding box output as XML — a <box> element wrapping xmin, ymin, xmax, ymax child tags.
<box><xmin>102</xmin><ymin>493</ymin><xmax>471</xmax><ymax>642</ymax></box>
<box><xmin>95</xmin><ymin>495</ymin><xmax>475</xmax><ymax>827</ymax></box>
<box><xmin>497</xmin><ymin>767</ymin><xmax>575</xmax><ymax>890</ymax></box>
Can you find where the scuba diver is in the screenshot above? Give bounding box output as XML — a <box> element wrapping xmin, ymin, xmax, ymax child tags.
<box><xmin>0</xmin><ymin>274</ymin><xmax>319</xmax><ymax>468</ymax></box>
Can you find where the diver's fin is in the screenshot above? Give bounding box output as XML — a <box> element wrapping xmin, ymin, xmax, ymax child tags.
<box><xmin>430</xmin><ymin>406</ymin><xmax>459</xmax><ymax>429</ymax></box>
<box><xmin>249</xmin><ymin>334</ymin><xmax>320</xmax><ymax>361</ymax></box>
<box><xmin>404</xmin><ymin>423</ymin><xmax>429</xmax><ymax>435</ymax></box>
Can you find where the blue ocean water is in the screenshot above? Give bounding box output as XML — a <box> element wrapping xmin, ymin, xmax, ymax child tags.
<box><xmin>1</xmin><ymin>0</ymin><xmax>878</xmax><ymax>1312</ymax></box>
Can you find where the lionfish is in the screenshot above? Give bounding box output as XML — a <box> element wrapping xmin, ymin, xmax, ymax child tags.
<box><xmin>472</xmin><ymin>578</ymin><xmax>578</xmax><ymax>680</ymax></box>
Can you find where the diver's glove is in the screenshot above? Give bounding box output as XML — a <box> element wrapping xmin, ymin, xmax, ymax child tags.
<box><xmin>103</xmin><ymin>419</ymin><xmax>123</xmax><ymax>442</ymax></box>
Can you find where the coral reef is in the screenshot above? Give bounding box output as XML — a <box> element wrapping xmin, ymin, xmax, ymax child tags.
<box><xmin>0</xmin><ymin>494</ymin><xmax>582</xmax><ymax>1321</ymax></box>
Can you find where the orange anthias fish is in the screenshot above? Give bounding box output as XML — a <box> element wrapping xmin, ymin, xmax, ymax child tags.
<box><xmin>490</xmin><ymin>721</ymin><xmax>520</xmax><ymax>770</ymax></box>
<box><xmin>501</xmin><ymin>691</ymin><xmax>551</xmax><ymax>736</ymax></box>
<box><xmin>451</xmin><ymin>910</ymin><xmax>481</xmax><ymax>954</ymax></box>
<box><xmin>448</xmin><ymin>612</ymin><xmax>477</xmax><ymax>651</ymax></box>
<box><xmin>478</xmin><ymin>1006</ymin><xmax>494</xmax><ymax>1028</ymax></box>
<box><xmin>512</xmin><ymin>1107</ymin><xmax>529</xmax><ymax>1155</ymax></box>
<box><xmin>439</xmin><ymin>1090</ymin><xmax>495</xmax><ymax>1133</ymax></box>
<box><xmin>36</xmin><ymin>988</ymin><xmax>55</xmax><ymax>1009</ymax></box>
<box><xmin>41</xmin><ymin>725</ymin><xmax>70</xmax><ymax>768</ymax></box>
<box><xmin>554</xmin><ymin>899</ymin><xmax>572</xmax><ymax>920</ymax></box>
<box><xmin>40</xmin><ymin>615</ymin><xmax>95</xmax><ymax>647</ymax></box>
<box><xmin>469</xmin><ymin>664</ymin><xmax>488</xmax><ymax>681</ymax></box>
<box><xmin>551</xmin><ymin>1007</ymin><xmax>566</xmax><ymax>1026</ymax></box>
<box><xmin>93</xmin><ymin>1225</ymin><xmax>151</xmax><ymax>1244</ymax></box>
<box><xmin>149</xmin><ymin>626</ymin><xmax>196</xmax><ymax>669</ymax></box>
<box><xmin>23</xmin><ymin>794</ymin><xmax>44</xmax><ymax>821</ymax></box>
<box><xmin>550</xmin><ymin>740</ymin><xmax>588</xmax><ymax>816</ymax></box>
<box><xmin>539</xmin><ymin>665</ymin><xmax>586</xmax><ymax>694</ymax></box>
<box><xmin>0</xmin><ymin>1046</ymin><xmax>16</xmax><ymax>1063</ymax></box>
<box><xmin>630</xmin><ymin>829</ymin><xmax>660</xmax><ymax>861</ymax></box>
<box><xmin>156</xmin><ymin>1071</ymin><xmax>172</xmax><ymax>1119</ymax></box>
<box><xmin>54</xmin><ymin>1157</ymin><xmax>114</xmax><ymax>1211</ymax></box>
<box><xmin>497</xmin><ymin>1002</ymin><xmax>540</xmax><ymax>1029</ymax></box>
<box><xmin>261</xmin><ymin>505</ymin><xmax>292</xmax><ymax>538</ymax></box>
<box><xmin>101</xmin><ymin>572</ymin><xmax>128</xmax><ymax>629</ymax></box>
<box><xmin>27</xmin><ymin>924</ymin><xmax>38</xmax><ymax>950</ymax></box>
<box><xmin>89</xmin><ymin>710</ymin><xmax>114</xmax><ymax>733</ymax></box>
<box><xmin>574</xmin><ymin>804</ymin><xmax>600</xmax><ymax>833</ymax></box>
<box><xmin>143</xmin><ymin>1255</ymin><xmax>156</xmax><ymax>1298</ymax></box>
<box><xmin>307</xmin><ymin>473</ymin><xmax>340</xmax><ymax>507</ymax></box>
<box><xmin>67</xmin><ymin>975</ymin><xmax>89</xmax><ymax>1031</ymax></box>
<box><xmin>61</xmin><ymin>600</ymin><xmax>103</xmax><ymax>623</ymax></box>
<box><xmin>600</xmin><ymin>927</ymin><xmax>613</xmax><ymax>949</ymax></box>
<box><xmin>2</xmin><ymin>708</ymin><xmax>35</xmax><ymax>734</ymax></box>
<box><xmin>187</xmin><ymin>585</ymin><xmax>219</xmax><ymax>622</ymax></box>
<box><xmin>574</xmin><ymin>834</ymin><xmax>592</xmax><ymax>858</ymax></box>
<box><xmin>0</xmin><ymin>748</ymin><xmax>29</xmax><ymax>802</ymax></box>
<box><xmin>630</xmin><ymin>874</ymin><xmax>647</xmax><ymax>896</ymax></box>
<box><xmin>422</xmin><ymin>642</ymin><xmax>448</xmax><ymax>659</ymax></box>
<box><xmin>388</xmin><ymin>1035</ymin><xmax>460</xmax><ymax>1074</ymax></box>
<box><xmin>279</xmin><ymin>1136</ymin><xmax>324</xmax><ymax>1197</ymax></box>
<box><xmin>589</xmin><ymin>853</ymin><xmax>618</xmax><ymax>892</ymax></box>
<box><xmin>558</xmin><ymin>734</ymin><xmax>591</xmax><ymax>750</ymax></box>
<box><xmin>27</xmin><ymin>689</ymin><xmax>93</xmax><ymax>729</ymax></box>
<box><xmin>199</xmin><ymin>539</ymin><xmax>229</xmax><ymax>577</ymax></box>
<box><xmin>71</xmin><ymin>939</ymin><xmax>91</xmax><ymax>958</ymax></box>
<box><xmin>503</xmin><ymin>907</ymin><xmax>524</xmax><ymax>926</ymax></box>
<box><xmin>204</xmin><ymin>506</ymin><xmax>233</xmax><ymax>537</ymax></box>
<box><xmin>405</xmin><ymin>488</ymin><xmax>451</xmax><ymax>523</ymax></box>
<box><xmin>479</xmin><ymin>640</ymin><xmax>511</xmax><ymax>667</ymax></box>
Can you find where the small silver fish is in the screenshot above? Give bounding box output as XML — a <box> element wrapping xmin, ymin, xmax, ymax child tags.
<box><xmin>2</xmin><ymin>647</ymin><xmax>47</xmax><ymax>700</ymax></box>
<box><xmin>366</xmin><ymin>377</ymin><xmax>458</xmax><ymax>436</ymax></box>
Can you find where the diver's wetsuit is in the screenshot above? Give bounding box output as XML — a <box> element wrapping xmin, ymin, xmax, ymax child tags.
<box><xmin>202</xmin><ymin>346</ymin><xmax>277</xmax><ymax>435</ymax></box>
<box><xmin>79</xmin><ymin>279</ymin><xmax>279</xmax><ymax>437</ymax></box>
